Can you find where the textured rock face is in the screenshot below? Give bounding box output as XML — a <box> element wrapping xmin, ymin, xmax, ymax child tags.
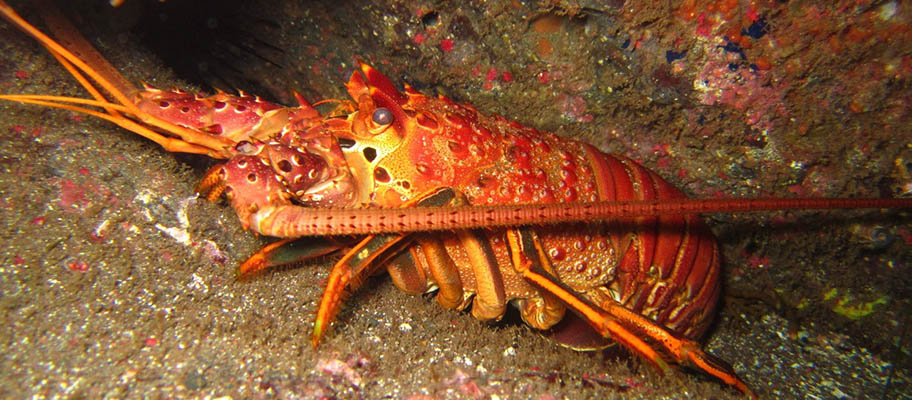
<box><xmin>0</xmin><ymin>0</ymin><xmax>909</xmax><ymax>398</ymax></box>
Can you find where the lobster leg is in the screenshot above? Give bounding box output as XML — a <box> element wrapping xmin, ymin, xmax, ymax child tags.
<box><xmin>312</xmin><ymin>232</ymin><xmax>416</xmax><ymax>346</ymax></box>
<box><xmin>414</xmin><ymin>236</ymin><xmax>465</xmax><ymax>310</ymax></box>
<box><xmin>236</xmin><ymin>237</ymin><xmax>352</xmax><ymax>278</ymax></box>
<box><xmin>504</xmin><ymin>228</ymin><xmax>756</xmax><ymax>399</ymax></box>
<box><xmin>437</xmin><ymin>191</ymin><xmax>507</xmax><ymax>321</ymax></box>
<box><xmin>385</xmin><ymin>247</ymin><xmax>432</xmax><ymax>295</ymax></box>
<box><xmin>310</xmin><ymin>186</ymin><xmax>517</xmax><ymax>344</ymax></box>
<box><xmin>311</xmin><ymin>187</ymin><xmax>460</xmax><ymax>346</ymax></box>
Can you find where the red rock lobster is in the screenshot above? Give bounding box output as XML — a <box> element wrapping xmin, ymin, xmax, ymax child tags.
<box><xmin>2</xmin><ymin>2</ymin><xmax>910</xmax><ymax>398</ymax></box>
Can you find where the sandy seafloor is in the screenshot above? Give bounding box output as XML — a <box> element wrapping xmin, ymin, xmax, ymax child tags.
<box><xmin>1</xmin><ymin>1</ymin><xmax>911</xmax><ymax>399</ymax></box>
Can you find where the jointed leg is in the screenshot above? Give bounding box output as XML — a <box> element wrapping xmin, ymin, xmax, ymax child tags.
<box><xmin>311</xmin><ymin>187</ymin><xmax>463</xmax><ymax>346</ymax></box>
<box><xmin>312</xmin><ymin>233</ymin><xmax>415</xmax><ymax>347</ymax></box>
<box><xmin>237</xmin><ymin>237</ymin><xmax>351</xmax><ymax>278</ymax></box>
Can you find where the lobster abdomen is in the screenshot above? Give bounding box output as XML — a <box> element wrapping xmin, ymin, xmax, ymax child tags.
<box><xmin>584</xmin><ymin>149</ymin><xmax>720</xmax><ymax>339</ymax></box>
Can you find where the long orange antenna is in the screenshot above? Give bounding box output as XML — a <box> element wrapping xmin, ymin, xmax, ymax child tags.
<box><xmin>0</xmin><ymin>1</ymin><xmax>140</xmax><ymax>112</ymax></box>
<box><xmin>34</xmin><ymin>0</ymin><xmax>137</xmax><ymax>99</ymax></box>
<box><xmin>0</xmin><ymin>94</ymin><xmax>215</xmax><ymax>155</ymax></box>
<box><xmin>0</xmin><ymin>0</ymin><xmax>234</xmax><ymax>156</ymax></box>
<box><xmin>252</xmin><ymin>197</ymin><xmax>912</xmax><ymax>237</ymax></box>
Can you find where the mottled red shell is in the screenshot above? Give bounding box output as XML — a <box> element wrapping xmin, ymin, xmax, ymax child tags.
<box><xmin>262</xmin><ymin>144</ymin><xmax>327</xmax><ymax>197</ymax></box>
<box><xmin>323</xmin><ymin>63</ymin><xmax>720</xmax><ymax>340</ymax></box>
<box><xmin>219</xmin><ymin>155</ymin><xmax>290</xmax><ymax>229</ymax></box>
<box><xmin>135</xmin><ymin>87</ymin><xmax>284</xmax><ymax>142</ymax></box>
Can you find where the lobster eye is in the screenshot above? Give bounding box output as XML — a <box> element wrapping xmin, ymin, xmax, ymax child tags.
<box><xmin>372</xmin><ymin>108</ymin><xmax>393</xmax><ymax>126</ymax></box>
